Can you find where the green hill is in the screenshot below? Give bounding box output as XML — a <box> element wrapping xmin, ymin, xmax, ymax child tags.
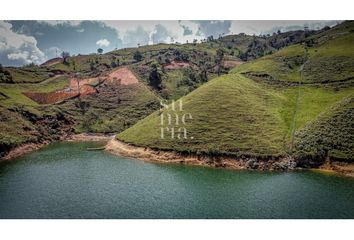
<box><xmin>119</xmin><ymin>74</ymin><xmax>288</xmax><ymax>157</ymax></box>
<box><xmin>1</xmin><ymin>21</ymin><xmax>353</xmax><ymax>164</ymax></box>
<box><xmin>294</xmin><ymin>96</ymin><xmax>353</xmax><ymax>164</ymax></box>
<box><xmin>117</xmin><ymin>21</ymin><xmax>354</xmax><ymax>163</ymax></box>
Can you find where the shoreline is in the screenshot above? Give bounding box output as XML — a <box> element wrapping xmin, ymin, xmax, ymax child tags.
<box><xmin>2</xmin><ymin>137</ymin><xmax>353</xmax><ymax>178</ymax></box>
<box><xmin>65</xmin><ymin>133</ymin><xmax>115</xmax><ymax>142</ymax></box>
<box><xmin>105</xmin><ymin>138</ymin><xmax>354</xmax><ymax>177</ymax></box>
<box><xmin>105</xmin><ymin>138</ymin><xmax>297</xmax><ymax>170</ymax></box>
<box><xmin>1</xmin><ymin>133</ymin><xmax>114</xmax><ymax>161</ymax></box>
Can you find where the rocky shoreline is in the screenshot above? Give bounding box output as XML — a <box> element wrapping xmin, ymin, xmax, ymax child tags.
<box><xmin>105</xmin><ymin>138</ymin><xmax>354</xmax><ymax>177</ymax></box>
<box><xmin>105</xmin><ymin>139</ymin><xmax>298</xmax><ymax>170</ymax></box>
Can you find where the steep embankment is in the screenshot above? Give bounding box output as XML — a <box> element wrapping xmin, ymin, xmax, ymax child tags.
<box><xmin>116</xmin><ymin>21</ymin><xmax>354</xmax><ymax>170</ymax></box>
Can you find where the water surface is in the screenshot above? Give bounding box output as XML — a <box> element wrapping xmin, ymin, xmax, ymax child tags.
<box><xmin>0</xmin><ymin>142</ymin><xmax>353</xmax><ymax>219</ymax></box>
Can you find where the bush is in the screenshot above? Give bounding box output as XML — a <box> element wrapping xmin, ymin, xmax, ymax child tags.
<box><xmin>133</xmin><ymin>51</ymin><xmax>143</xmax><ymax>62</ymax></box>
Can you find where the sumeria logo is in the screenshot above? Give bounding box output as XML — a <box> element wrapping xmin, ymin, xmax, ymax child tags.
<box><xmin>160</xmin><ymin>99</ymin><xmax>194</xmax><ymax>140</ymax></box>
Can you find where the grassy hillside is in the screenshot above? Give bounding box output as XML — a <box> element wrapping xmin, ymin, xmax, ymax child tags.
<box><xmin>1</xmin><ymin>21</ymin><xmax>353</xmax><ymax>163</ymax></box>
<box><xmin>118</xmin><ymin>21</ymin><xmax>354</xmax><ymax>162</ymax></box>
<box><xmin>118</xmin><ymin>74</ymin><xmax>288</xmax><ymax>157</ymax></box>
<box><xmin>0</xmin><ymin>64</ymin><xmax>161</xmax><ymax>156</ymax></box>
<box><xmin>294</xmin><ymin>96</ymin><xmax>353</xmax><ymax>164</ymax></box>
<box><xmin>58</xmin><ymin>81</ymin><xmax>160</xmax><ymax>133</ymax></box>
<box><xmin>231</xmin><ymin>22</ymin><xmax>354</xmax><ymax>84</ymax></box>
<box><xmin>0</xmin><ymin>65</ymin><xmax>56</xmax><ymax>83</ymax></box>
<box><xmin>117</xmin><ymin>73</ymin><xmax>353</xmax><ymax>159</ymax></box>
<box><xmin>0</xmin><ymin>75</ymin><xmax>69</xmax><ymax>106</ymax></box>
<box><xmin>0</xmin><ymin>104</ymin><xmax>74</xmax><ymax>156</ymax></box>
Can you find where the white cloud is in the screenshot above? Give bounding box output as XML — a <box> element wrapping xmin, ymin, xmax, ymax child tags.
<box><xmin>44</xmin><ymin>46</ymin><xmax>62</xmax><ymax>59</ymax></box>
<box><xmin>101</xmin><ymin>20</ymin><xmax>205</xmax><ymax>46</ymax></box>
<box><xmin>122</xmin><ymin>26</ymin><xmax>150</xmax><ymax>47</ymax></box>
<box><xmin>0</xmin><ymin>21</ymin><xmax>46</xmax><ymax>66</ymax></box>
<box><xmin>7</xmin><ymin>52</ymin><xmax>29</xmax><ymax>60</ymax></box>
<box><xmin>96</xmin><ymin>38</ymin><xmax>110</xmax><ymax>47</ymax></box>
<box><xmin>41</xmin><ymin>20</ymin><xmax>82</xmax><ymax>26</ymax></box>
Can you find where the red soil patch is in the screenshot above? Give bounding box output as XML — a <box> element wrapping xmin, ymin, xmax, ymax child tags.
<box><xmin>69</xmin><ymin>77</ymin><xmax>99</xmax><ymax>90</ymax></box>
<box><xmin>25</xmin><ymin>67</ymin><xmax>138</xmax><ymax>104</ymax></box>
<box><xmin>76</xmin><ymin>85</ymin><xmax>97</xmax><ymax>96</ymax></box>
<box><xmin>68</xmin><ymin>67</ymin><xmax>138</xmax><ymax>88</ymax></box>
<box><xmin>24</xmin><ymin>92</ymin><xmax>78</xmax><ymax>104</ymax></box>
<box><xmin>163</xmin><ymin>60</ymin><xmax>191</xmax><ymax>70</ymax></box>
<box><xmin>222</xmin><ymin>60</ymin><xmax>244</xmax><ymax>69</ymax></box>
<box><xmin>24</xmin><ymin>85</ymin><xmax>97</xmax><ymax>104</ymax></box>
<box><xmin>106</xmin><ymin>67</ymin><xmax>138</xmax><ymax>85</ymax></box>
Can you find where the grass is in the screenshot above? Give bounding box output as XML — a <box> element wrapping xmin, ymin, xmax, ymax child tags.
<box><xmin>0</xmin><ymin>75</ymin><xmax>69</xmax><ymax>106</ymax></box>
<box><xmin>5</xmin><ymin>66</ymin><xmax>53</xmax><ymax>83</ymax></box>
<box><xmin>294</xmin><ymin>96</ymin><xmax>354</xmax><ymax>162</ymax></box>
<box><xmin>1</xmin><ymin>21</ymin><xmax>353</xmax><ymax>162</ymax></box>
<box><xmin>231</xmin><ymin>22</ymin><xmax>354</xmax><ymax>84</ymax></box>
<box><xmin>118</xmin><ymin>23</ymin><xmax>354</xmax><ymax>159</ymax></box>
<box><xmin>231</xmin><ymin>44</ymin><xmax>305</xmax><ymax>82</ymax></box>
<box><xmin>58</xmin><ymin>82</ymin><xmax>160</xmax><ymax>134</ymax></box>
<box><xmin>118</xmin><ymin>71</ymin><xmax>354</xmax><ymax>159</ymax></box>
<box><xmin>52</xmin><ymin>54</ymin><xmax>114</xmax><ymax>72</ymax></box>
<box><xmin>162</xmin><ymin>69</ymin><xmax>189</xmax><ymax>100</ymax></box>
<box><xmin>279</xmin><ymin>85</ymin><xmax>353</xmax><ymax>149</ymax></box>
<box><xmin>0</xmin><ymin>105</ymin><xmax>39</xmax><ymax>149</ymax></box>
<box><xmin>118</xmin><ymin>74</ymin><xmax>289</xmax><ymax>157</ymax></box>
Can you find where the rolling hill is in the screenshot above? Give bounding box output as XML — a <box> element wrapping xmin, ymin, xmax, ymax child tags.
<box><xmin>1</xmin><ymin>21</ymin><xmax>353</xmax><ymax>167</ymax></box>
<box><xmin>117</xmin><ymin>21</ymin><xmax>354</xmax><ymax>166</ymax></box>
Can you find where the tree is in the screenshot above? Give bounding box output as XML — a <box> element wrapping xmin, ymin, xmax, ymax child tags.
<box><xmin>89</xmin><ymin>61</ymin><xmax>95</xmax><ymax>71</ymax></box>
<box><xmin>148</xmin><ymin>62</ymin><xmax>162</xmax><ymax>90</ymax></box>
<box><xmin>74</xmin><ymin>72</ymin><xmax>83</xmax><ymax>94</ymax></box>
<box><xmin>199</xmin><ymin>68</ymin><xmax>208</xmax><ymax>83</ymax></box>
<box><xmin>0</xmin><ymin>64</ymin><xmax>13</xmax><ymax>83</ymax></box>
<box><xmin>82</xmin><ymin>111</ymin><xmax>97</xmax><ymax>132</ymax></box>
<box><xmin>207</xmin><ymin>35</ymin><xmax>214</xmax><ymax>42</ymax></box>
<box><xmin>72</xmin><ymin>59</ymin><xmax>76</xmax><ymax>71</ymax></box>
<box><xmin>110</xmin><ymin>60</ymin><xmax>117</xmax><ymax>68</ymax></box>
<box><xmin>133</xmin><ymin>51</ymin><xmax>143</xmax><ymax>62</ymax></box>
<box><xmin>61</xmin><ymin>51</ymin><xmax>70</xmax><ymax>64</ymax></box>
<box><xmin>215</xmin><ymin>48</ymin><xmax>225</xmax><ymax>76</ymax></box>
<box><xmin>97</xmin><ymin>48</ymin><xmax>103</xmax><ymax>54</ymax></box>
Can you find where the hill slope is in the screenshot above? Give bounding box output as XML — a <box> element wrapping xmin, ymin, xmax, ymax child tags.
<box><xmin>231</xmin><ymin>21</ymin><xmax>354</xmax><ymax>84</ymax></box>
<box><xmin>117</xmin><ymin>21</ymin><xmax>354</xmax><ymax>164</ymax></box>
<box><xmin>119</xmin><ymin>74</ymin><xmax>287</xmax><ymax>157</ymax></box>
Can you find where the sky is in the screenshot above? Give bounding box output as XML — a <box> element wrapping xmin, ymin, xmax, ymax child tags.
<box><xmin>0</xmin><ymin>20</ymin><xmax>340</xmax><ymax>67</ymax></box>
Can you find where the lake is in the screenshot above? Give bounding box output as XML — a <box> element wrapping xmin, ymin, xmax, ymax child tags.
<box><xmin>0</xmin><ymin>142</ymin><xmax>353</xmax><ymax>219</ymax></box>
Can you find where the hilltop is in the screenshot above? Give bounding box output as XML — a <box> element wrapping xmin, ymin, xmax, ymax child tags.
<box><xmin>116</xmin><ymin>21</ymin><xmax>354</xmax><ymax>169</ymax></box>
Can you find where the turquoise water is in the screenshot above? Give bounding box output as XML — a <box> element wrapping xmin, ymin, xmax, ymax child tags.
<box><xmin>0</xmin><ymin>142</ymin><xmax>353</xmax><ymax>219</ymax></box>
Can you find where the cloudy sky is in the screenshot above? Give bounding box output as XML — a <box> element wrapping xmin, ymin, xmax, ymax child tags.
<box><xmin>0</xmin><ymin>20</ymin><xmax>339</xmax><ymax>66</ymax></box>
